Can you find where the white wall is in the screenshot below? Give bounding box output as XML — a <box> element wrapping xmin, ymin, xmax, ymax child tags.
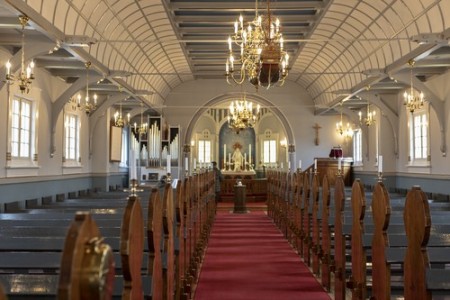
<box><xmin>164</xmin><ymin>79</ymin><xmax>348</xmax><ymax>169</ymax></box>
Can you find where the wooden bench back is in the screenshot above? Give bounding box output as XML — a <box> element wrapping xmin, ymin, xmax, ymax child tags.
<box><xmin>334</xmin><ymin>175</ymin><xmax>346</xmax><ymax>300</ymax></box>
<box><xmin>311</xmin><ymin>172</ymin><xmax>320</xmax><ymax>274</ymax></box>
<box><xmin>350</xmin><ymin>179</ymin><xmax>366</xmax><ymax>300</ymax></box>
<box><xmin>404</xmin><ymin>186</ymin><xmax>431</xmax><ymax>300</ymax></box>
<box><xmin>371</xmin><ymin>181</ymin><xmax>391</xmax><ymax>300</ymax></box>
<box><xmin>162</xmin><ymin>183</ymin><xmax>175</xmax><ymax>299</ymax></box>
<box><xmin>302</xmin><ymin>171</ymin><xmax>311</xmax><ymax>264</ymax></box>
<box><xmin>58</xmin><ymin>212</ymin><xmax>115</xmax><ymax>300</ymax></box>
<box><xmin>320</xmin><ymin>175</ymin><xmax>331</xmax><ymax>291</ymax></box>
<box><xmin>148</xmin><ymin>189</ymin><xmax>163</xmax><ymax>300</ymax></box>
<box><xmin>120</xmin><ymin>195</ymin><xmax>144</xmax><ymax>300</ymax></box>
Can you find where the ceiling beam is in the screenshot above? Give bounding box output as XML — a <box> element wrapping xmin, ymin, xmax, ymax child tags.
<box><xmin>174</xmin><ymin>15</ymin><xmax>317</xmax><ymax>23</ymax></box>
<box><xmin>169</xmin><ymin>1</ymin><xmax>325</xmax><ymax>10</ymax></box>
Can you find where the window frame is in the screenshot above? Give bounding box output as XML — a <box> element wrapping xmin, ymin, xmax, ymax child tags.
<box><xmin>7</xmin><ymin>94</ymin><xmax>38</xmax><ymax>169</ymax></box>
<box><xmin>63</xmin><ymin>112</ymin><xmax>81</xmax><ymax>167</ymax></box>
<box><xmin>353</xmin><ymin>128</ymin><xmax>362</xmax><ymax>165</ymax></box>
<box><xmin>408</xmin><ymin>106</ymin><xmax>430</xmax><ymax>166</ymax></box>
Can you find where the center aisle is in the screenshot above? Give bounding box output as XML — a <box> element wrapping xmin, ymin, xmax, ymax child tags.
<box><xmin>194</xmin><ymin>211</ymin><xmax>331</xmax><ymax>300</ymax></box>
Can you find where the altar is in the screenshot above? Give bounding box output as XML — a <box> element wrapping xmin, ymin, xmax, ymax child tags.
<box><xmin>222</xmin><ymin>170</ymin><xmax>256</xmax><ymax>180</ymax></box>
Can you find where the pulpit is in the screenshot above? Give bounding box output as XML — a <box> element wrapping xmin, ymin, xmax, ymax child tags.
<box><xmin>315</xmin><ymin>158</ymin><xmax>353</xmax><ymax>186</ymax></box>
<box><xmin>233</xmin><ymin>184</ymin><xmax>247</xmax><ymax>213</ymax></box>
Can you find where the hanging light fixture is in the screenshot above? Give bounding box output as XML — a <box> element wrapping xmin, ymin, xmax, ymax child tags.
<box><xmin>403</xmin><ymin>59</ymin><xmax>425</xmax><ymax>113</ymax></box>
<box><xmin>133</xmin><ymin>102</ymin><xmax>148</xmax><ymax>136</ymax></box>
<box><xmin>228</xmin><ymin>93</ymin><xmax>261</xmax><ymax>134</ymax></box>
<box><xmin>336</xmin><ymin>102</ymin><xmax>352</xmax><ymax>137</ymax></box>
<box><xmin>359</xmin><ymin>86</ymin><xmax>376</xmax><ymax>126</ymax></box>
<box><xmin>5</xmin><ymin>16</ymin><xmax>35</xmax><ymax>94</ymax></box>
<box><xmin>77</xmin><ymin>61</ymin><xmax>97</xmax><ymax>115</ymax></box>
<box><xmin>225</xmin><ymin>0</ymin><xmax>289</xmax><ymax>89</ymax></box>
<box><xmin>114</xmin><ymin>86</ymin><xmax>130</xmax><ymax>127</ymax></box>
<box><xmin>114</xmin><ymin>102</ymin><xmax>130</xmax><ymax>128</ymax></box>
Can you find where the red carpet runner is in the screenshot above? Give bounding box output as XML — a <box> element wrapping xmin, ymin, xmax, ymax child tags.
<box><xmin>194</xmin><ymin>211</ymin><xmax>331</xmax><ymax>300</ymax></box>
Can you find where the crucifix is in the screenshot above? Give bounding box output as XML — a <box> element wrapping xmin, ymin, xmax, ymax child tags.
<box><xmin>313</xmin><ymin>123</ymin><xmax>322</xmax><ymax>146</ymax></box>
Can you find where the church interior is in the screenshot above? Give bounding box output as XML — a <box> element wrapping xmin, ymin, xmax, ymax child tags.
<box><xmin>0</xmin><ymin>0</ymin><xmax>450</xmax><ymax>299</ymax></box>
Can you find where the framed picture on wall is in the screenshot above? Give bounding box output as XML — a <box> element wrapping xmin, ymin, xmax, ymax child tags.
<box><xmin>110</xmin><ymin>126</ymin><xmax>122</xmax><ymax>162</ymax></box>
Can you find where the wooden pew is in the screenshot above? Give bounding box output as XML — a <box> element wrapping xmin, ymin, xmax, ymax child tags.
<box><xmin>333</xmin><ymin>174</ymin><xmax>346</xmax><ymax>300</ymax></box>
<box><xmin>58</xmin><ymin>212</ymin><xmax>115</xmax><ymax>299</ymax></box>
<box><xmin>120</xmin><ymin>194</ymin><xmax>145</xmax><ymax>299</ymax></box>
<box><xmin>404</xmin><ymin>185</ymin><xmax>431</xmax><ymax>299</ymax></box>
<box><xmin>148</xmin><ymin>187</ymin><xmax>163</xmax><ymax>300</ymax></box>
<box><xmin>320</xmin><ymin>175</ymin><xmax>331</xmax><ymax>292</ymax></box>
<box><xmin>302</xmin><ymin>171</ymin><xmax>311</xmax><ymax>265</ymax></box>
<box><xmin>311</xmin><ymin>172</ymin><xmax>321</xmax><ymax>275</ymax></box>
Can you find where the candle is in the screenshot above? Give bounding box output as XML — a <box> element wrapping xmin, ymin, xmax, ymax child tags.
<box><xmin>314</xmin><ymin>159</ymin><xmax>317</xmax><ymax>171</ymax></box>
<box><xmin>167</xmin><ymin>155</ymin><xmax>171</xmax><ymax>174</ymax></box>
<box><xmin>281</xmin><ymin>162</ymin><xmax>283</xmax><ymax>169</ymax></box>
<box><xmin>244</xmin><ymin>153</ymin><xmax>247</xmax><ymax>165</ymax></box>
<box><xmin>194</xmin><ymin>158</ymin><xmax>197</xmax><ymax>170</ymax></box>
<box><xmin>249</xmin><ymin>144</ymin><xmax>252</xmax><ymax>165</ymax></box>
<box><xmin>299</xmin><ymin>160</ymin><xmax>302</xmax><ymax>169</ymax></box>
<box><xmin>224</xmin><ymin>144</ymin><xmax>226</xmax><ymax>166</ymax></box>
<box><xmin>185</xmin><ymin>157</ymin><xmax>188</xmax><ymax>171</ymax></box>
<box><xmin>288</xmin><ymin>161</ymin><xmax>291</xmax><ymax>170</ymax></box>
<box><xmin>338</xmin><ymin>157</ymin><xmax>342</xmax><ymax>171</ymax></box>
<box><xmin>378</xmin><ymin>155</ymin><xmax>383</xmax><ymax>173</ymax></box>
<box><xmin>130</xmin><ymin>144</ymin><xmax>136</xmax><ymax>180</ymax></box>
<box><xmin>228</xmin><ymin>153</ymin><xmax>231</xmax><ymax>163</ymax></box>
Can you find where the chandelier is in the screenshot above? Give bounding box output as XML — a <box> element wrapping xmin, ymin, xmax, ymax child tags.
<box><xmin>228</xmin><ymin>95</ymin><xmax>261</xmax><ymax>133</ymax></box>
<box><xmin>77</xmin><ymin>61</ymin><xmax>97</xmax><ymax>115</ymax></box>
<box><xmin>5</xmin><ymin>16</ymin><xmax>35</xmax><ymax>94</ymax></box>
<box><xmin>114</xmin><ymin>102</ymin><xmax>130</xmax><ymax>128</ymax></box>
<box><xmin>133</xmin><ymin>102</ymin><xmax>148</xmax><ymax>136</ymax></box>
<box><xmin>336</xmin><ymin>103</ymin><xmax>352</xmax><ymax>137</ymax></box>
<box><xmin>225</xmin><ymin>0</ymin><xmax>289</xmax><ymax>89</ymax></box>
<box><xmin>359</xmin><ymin>88</ymin><xmax>376</xmax><ymax>126</ymax></box>
<box><xmin>114</xmin><ymin>87</ymin><xmax>130</xmax><ymax>127</ymax></box>
<box><xmin>403</xmin><ymin>59</ymin><xmax>424</xmax><ymax>113</ymax></box>
<box><xmin>359</xmin><ymin>103</ymin><xmax>376</xmax><ymax>126</ymax></box>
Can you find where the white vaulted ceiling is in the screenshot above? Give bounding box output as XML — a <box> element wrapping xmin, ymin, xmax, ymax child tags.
<box><xmin>1</xmin><ymin>0</ymin><xmax>450</xmax><ymax>111</ymax></box>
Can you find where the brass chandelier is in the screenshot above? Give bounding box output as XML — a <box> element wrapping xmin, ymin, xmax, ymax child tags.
<box><xmin>359</xmin><ymin>87</ymin><xmax>376</xmax><ymax>126</ymax></box>
<box><xmin>114</xmin><ymin>102</ymin><xmax>130</xmax><ymax>128</ymax></box>
<box><xmin>228</xmin><ymin>95</ymin><xmax>261</xmax><ymax>133</ymax></box>
<box><xmin>336</xmin><ymin>102</ymin><xmax>352</xmax><ymax>137</ymax></box>
<box><xmin>225</xmin><ymin>0</ymin><xmax>289</xmax><ymax>89</ymax></box>
<box><xmin>76</xmin><ymin>61</ymin><xmax>97</xmax><ymax>115</ymax></box>
<box><xmin>5</xmin><ymin>16</ymin><xmax>35</xmax><ymax>94</ymax></box>
<box><xmin>133</xmin><ymin>102</ymin><xmax>148</xmax><ymax>136</ymax></box>
<box><xmin>403</xmin><ymin>59</ymin><xmax>424</xmax><ymax>113</ymax></box>
<box><xmin>359</xmin><ymin>102</ymin><xmax>376</xmax><ymax>126</ymax></box>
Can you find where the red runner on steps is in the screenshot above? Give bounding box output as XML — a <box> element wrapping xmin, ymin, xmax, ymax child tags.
<box><xmin>194</xmin><ymin>211</ymin><xmax>331</xmax><ymax>300</ymax></box>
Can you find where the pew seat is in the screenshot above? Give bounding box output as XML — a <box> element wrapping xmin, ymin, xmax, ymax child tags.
<box><xmin>0</xmin><ymin>274</ymin><xmax>152</xmax><ymax>299</ymax></box>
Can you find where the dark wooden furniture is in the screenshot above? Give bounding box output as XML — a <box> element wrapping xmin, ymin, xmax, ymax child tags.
<box><xmin>315</xmin><ymin>158</ymin><xmax>352</xmax><ymax>186</ymax></box>
<box><xmin>233</xmin><ymin>185</ymin><xmax>247</xmax><ymax>213</ymax></box>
